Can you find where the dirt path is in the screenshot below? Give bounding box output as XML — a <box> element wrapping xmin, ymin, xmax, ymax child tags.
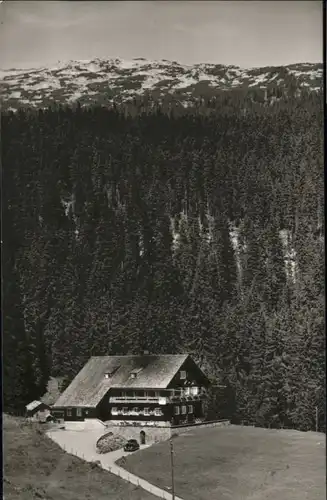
<box><xmin>47</xmin><ymin>429</ymin><xmax>184</xmax><ymax>500</ymax></box>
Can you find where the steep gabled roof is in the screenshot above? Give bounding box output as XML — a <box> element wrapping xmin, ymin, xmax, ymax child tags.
<box><xmin>53</xmin><ymin>354</ymin><xmax>190</xmax><ymax>408</ymax></box>
<box><xmin>26</xmin><ymin>400</ymin><xmax>46</xmax><ymax>412</ymax></box>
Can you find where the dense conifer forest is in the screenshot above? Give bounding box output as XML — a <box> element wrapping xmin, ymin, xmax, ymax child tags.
<box><xmin>2</xmin><ymin>89</ymin><xmax>324</xmax><ymax>431</ymax></box>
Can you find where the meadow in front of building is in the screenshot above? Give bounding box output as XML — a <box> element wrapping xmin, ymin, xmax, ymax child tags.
<box><xmin>4</xmin><ymin>411</ymin><xmax>325</xmax><ymax>500</ymax></box>
<box><xmin>3</xmin><ymin>414</ymin><xmax>157</xmax><ymax>500</ymax></box>
<box><xmin>117</xmin><ymin>424</ymin><xmax>326</xmax><ymax>500</ymax></box>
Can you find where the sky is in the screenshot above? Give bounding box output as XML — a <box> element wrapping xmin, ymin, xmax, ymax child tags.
<box><xmin>0</xmin><ymin>1</ymin><xmax>323</xmax><ymax>70</ymax></box>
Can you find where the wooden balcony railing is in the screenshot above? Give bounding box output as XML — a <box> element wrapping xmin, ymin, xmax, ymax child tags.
<box><xmin>109</xmin><ymin>396</ymin><xmax>162</xmax><ymax>403</ymax></box>
<box><xmin>109</xmin><ymin>390</ymin><xmax>207</xmax><ymax>404</ymax></box>
<box><xmin>111</xmin><ymin>410</ymin><xmax>164</xmax><ymax>417</ymax></box>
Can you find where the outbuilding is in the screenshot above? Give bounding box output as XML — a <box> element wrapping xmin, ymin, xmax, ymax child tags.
<box><xmin>25</xmin><ymin>400</ymin><xmax>53</xmax><ymax>422</ymax></box>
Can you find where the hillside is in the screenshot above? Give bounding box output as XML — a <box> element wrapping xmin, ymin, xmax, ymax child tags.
<box><xmin>3</xmin><ymin>414</ymin><xmax>156</xmax><ymax>500</ymax></box>
<box><xmin>2</xmin><ymin>61</ymin><xmax>324</xmax><ymax>433</ymax></box>
<box><xmin>117</xmin><ymin>425</ymin><xmax>326</xmax><ymax>500</ymax></box>
<box><xmin>0</xmin><ymin>58</ymin><xmax>323</xmax><ymax>111</ymax></box>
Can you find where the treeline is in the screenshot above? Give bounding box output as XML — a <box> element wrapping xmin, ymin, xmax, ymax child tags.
<box><xmin>2</xmin><ymin>89</ymin><xmax>324</xmax><ymax>432</ymax></box>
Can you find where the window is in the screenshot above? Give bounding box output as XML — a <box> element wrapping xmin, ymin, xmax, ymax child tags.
<box><xmin>144</xmin><ymin>408</ymin><xmax>150</xmax><ymax>415</ymax></box>
<box><xmin>191</xmin><ymin>387</ymin><xmax>199</xmax><ymax>395</ymax></box>
<box><xmin>130</xmin><ymin>368</ymin><xmax>143</xmax><ymax>379</ymax></box>
<box><xmin>188</xmin><ymin>405</ymin><xmax>193</xmax><ymax>414</ymax></box>
<box><xmin>132</xmin><ymin>407</ymin><xmax>139</xmax><ymax>413</ymax></box>
<box><xmin>174</xmin><ymin>406</ymin><xmax>180</xmax><ymax>415</ymax></box>
<box><xmin>123</xmin><ymin>407</ymin><xmax>128</xmax><ymax>414</ymax></box>
<box><xmin>180</xmin><ymin>370</ymin><xmax>186</xmax><ymax>380</ymax></box>
<box><xmin>76</xmin><ymin>408</ymin><xmax>82</xmax><ymax>417</ymax></box>
<box><xmin>111</xmin><ymin>407</ymin><xmax>118</xmax><ymax>415</ymax></box>
<box><xmin>154</xmin><ymin>408</ymin><xmax>162</xmax><ymax>416</ymax></box>
<box><xmin>67</xmin><ymin>408</ymin><xmax>72</xmax><ymax>417</ymax></box>
<box><xmin>148</xmin><ymin>390</ymin><xmax>155</xmax><ymax>397</ymax></box>
<box><xmin>181</xmin><ymin>405</ymin><xmax>187</xmax><ymax>415</ymax></box>
<box><xmin>121</xmin><ymin>391</ymin><xmax>126</xmax><ymax>397</ymax></box>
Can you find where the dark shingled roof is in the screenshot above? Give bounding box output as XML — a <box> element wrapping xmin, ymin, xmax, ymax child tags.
<box><xmin>53</xmin><ymin>354</ymin><xmax>189</xmax><ymax>408</ymax></box>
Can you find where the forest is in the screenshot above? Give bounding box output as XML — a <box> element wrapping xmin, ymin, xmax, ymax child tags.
<box><xmin>2</xmin><ymin>88</ymin><xmax>324</xmax><ymax>432</ymax></box>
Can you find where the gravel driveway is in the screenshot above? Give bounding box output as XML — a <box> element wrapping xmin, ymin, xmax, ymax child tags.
<box><xmin>47</xmin><ymin>428</ymin><xmax>184</xmax><ymax>500</ymax></box>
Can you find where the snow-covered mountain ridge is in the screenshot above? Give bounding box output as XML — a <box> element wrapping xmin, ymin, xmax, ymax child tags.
<box><xmin>0</xmin><ymin>58</ymin><xmax>322</xmax><ymax>111</ymax></box>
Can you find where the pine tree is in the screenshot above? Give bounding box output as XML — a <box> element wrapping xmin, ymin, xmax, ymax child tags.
<box><xmin>3</xmin><ymin>265</ymin><xmax>37</xmax><ymax>412</ymax></box>
<box><xmin>2</xmin><ymin>94</ymin><xmax>323</xmax><ymax>428</ymax></box>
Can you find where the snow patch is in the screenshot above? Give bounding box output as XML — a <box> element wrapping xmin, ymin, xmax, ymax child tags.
<box><xmin>27</xmin><ymin>81</ymin><xmax>54</xmax><ymax>91</ymax></box>
<box><xmin>10</xmin><ymin>91</ymin><xmax>21</xmax><ymax>98</ymax></box>
<box><xmin>253</xmin><ymin>73</ymin><xmax>270</xmax><ymax>84</ymax></box>
<box><xmin>1</xmin><ymin>58</ymin><xmax>322</xmax><ymax>109</ymax></box>
<box><xmin>139</xmin><ymin>231</ymin><xmax>144</xmax><ymax>257</ymax></box>
<box><xmin>84</xmin><ymin>62</ymin><xmax>102</xmax><ymax>73</ymax></box>
<box><xmin>279</xmin><ymin>229</ymin><xmax>297</xmax><ymax>283</ymax></box>
<box><xmin>229</xmin><ymin>225</ymin><xmax>242</xmax><ymax>281</ymax></box>
<box><xmin>67</xmin><ymin>91</ymin><xmax>84</xmax><ymax>102</ymax></box>
<box><xmin>61</xmin><ymin>198</ymin><xmax>74</xmax><ymax>216</ymax></box>
<box><xmin>173</xmin><ymin>75</ymin><xmax>198</xmax><ymax>89</ymax></box>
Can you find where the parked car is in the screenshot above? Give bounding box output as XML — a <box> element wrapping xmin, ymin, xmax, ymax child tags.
<box><xmin>123</xmin><ymin>439</ymin><xmax>140</xmax><ymax>452</ymax></box>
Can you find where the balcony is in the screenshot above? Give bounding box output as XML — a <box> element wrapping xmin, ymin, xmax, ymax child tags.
<box><xmin>110</xmin><ymin>396</ymin><xmax>165</xmax><ymax>403</ymax></box>
<box><xmin>111</xmin><ymin>409</ymin><xmax>164</xmax><ymax>417</ymax></box>
<box><xmin>109</xmin><ymin>388</ymin><xmax>206</xmax><ymax>404</ymax></box>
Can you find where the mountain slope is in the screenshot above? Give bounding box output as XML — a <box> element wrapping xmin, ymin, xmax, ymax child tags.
<box><xmin>0</xmin><ymin>58</ymin><xmax>323</xmax><ymax>111</ymax></box>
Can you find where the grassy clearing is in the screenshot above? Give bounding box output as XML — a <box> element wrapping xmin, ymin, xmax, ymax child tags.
<box><xmin>117</xmin><ymin>424</ymin><xmax>326</xmax><ymax>500</ymax></box>
<box><xmin>3</xmin><ymin>414</ymin><xmax>156</xmax><ymax>500</ymax></box>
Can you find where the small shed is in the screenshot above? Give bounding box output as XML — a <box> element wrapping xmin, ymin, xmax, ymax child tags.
<box><xmin>25</xmin><ymin>400</ymin><xmax>53</xmax><ymax>422</ymax></box>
